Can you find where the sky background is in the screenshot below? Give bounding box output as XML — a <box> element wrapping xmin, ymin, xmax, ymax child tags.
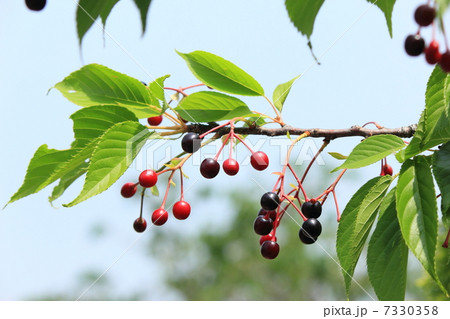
<box><xmin>0</xmin><ymin>0</ymin><xmax>443</xmax><ymax>300</ymax></box>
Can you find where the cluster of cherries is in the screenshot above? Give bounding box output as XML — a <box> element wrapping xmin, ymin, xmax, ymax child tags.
<box><xmin>255</xmin><ymin>190</ymin><xmax>324</xmax><ymax>260</ymax></box>
<box><xmin>25</xmin><ymin>0</ymin><xmax>46</xmax><ymax>11</ymax></box>
<box><xmin>121</xmin><ymin>116</ymin><xmax>191</xmax><ymax>233</ymax></box>
<box><xmin>404</xmin><ymin>3</ymin><xmax>450</xmax><ymax>73</ymax></box>
<box><xmin>181</xmin><ymin>128</ymin><xmax>270</xmax><ymax>179</ymax></box>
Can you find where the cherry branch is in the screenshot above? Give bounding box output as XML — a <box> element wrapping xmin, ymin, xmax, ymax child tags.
<box><xmin>185</xmin><ymin>123</ymin><xmax>417</xmax><ymax>139</ymax></box>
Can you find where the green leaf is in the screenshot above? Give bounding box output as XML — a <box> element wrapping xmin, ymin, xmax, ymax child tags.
<box><xmin>336</xmin><ymin>175</ymin><xmax>393</xmax><ymax>298</ymax></box>
<box><xmin>366</xmin><ymin>0</ymin><xmax>396</xmax><ymax>37</ymax></box>
<box><xmin>76</xmin><ymin>0</ymin><xmax>120</xmax><ymax>45</ymax></box>
<box><xmin>398</xmin><ymin>112</ymin><xmax>425</xmax><ymax>162</ymax></box>
<box><xmin>432</xmin><ymin>142</ymin><xmax>450</xmax><ymax>224</ymax></box>
<box><xmin>49</xmin><ymin>161</ymin><xmax>88</xmax><ymax>203</ymax></box>
<box><xmin>70</xmin><ymin>105</ymin><xmax>138</xmax><ymax>149</ymax></box>
<box><xmin>421</xmin><ymin>67</ymin><xmax>450</xmax><ymax>149</ymax></box>
<box><xmin>132</xmin><ymin>0</ymin><xmax>153</xmax><ymax>34</ymax></box>
<box><xmin>437</xmin><ymin>0</ymin><xmax>450</xmax><ymax>17</ymax></box>
<box><xmin>328</xmin><ymin>152</ymin><xmax>348</xmax><ymax>160</ymax></box>
<box><xmin>331</xmin><ymin>135</ymin><xmax>405</xmax><ymax>172</ymax></box>
<box><xmin>396</xmin><ymin>157</ymin><xmax>448</xmax><ymax>296</ymax></box>
<box><xmin>284</xmin><ymin>0</ymin><xmax>325</xmax><ymax>39</ymax></box>
<box><xmin>177</xmin><ymin>50</ymin><xmax>264</xmax><ymax>96</ymax></box>
<box><xmin>149</xmin><ymin>75</ymin><xmax>170</xmax><ymax>101</ymax></box>
<box><xmin>64</xmin><ymin>121</ymin><xmax>152</xmax><ymax>207</ymax></box>
<box><xmin>175</xmin><ymin>91</ymin><xmax>253</xmax><ymax>122</ymax></box>
<box><xmin>272</xmin><ymin>75</ymin><xmax>300</xmax><ymax>112</ymax></box>
<box><xmin>367</xmin><ymin>188</ymin><xmax>408</xmax><ymax>301</ymax></box>
<box><xmin>7</xmin><ymin>146</ymin><xmax>76</xmax><ymax>205</ymax></box>
<box><xmin>54</xmin><ymin>64</ymin><xmax>160</xmax><ymax>118</ymax></box>
<box><xmin>403</xmin><ymin>67</ymin><xmax>450</xmax><ymax>159</ymax></box>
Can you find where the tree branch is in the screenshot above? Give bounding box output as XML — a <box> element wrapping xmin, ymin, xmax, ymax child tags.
<box><xmin>186</xmin><ymin>123</ymin><xmax>417</xmax><ymax>140</ymax></box>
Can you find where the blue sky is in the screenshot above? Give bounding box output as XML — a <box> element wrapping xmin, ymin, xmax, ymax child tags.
<box><xmin>0</xmin><ymin>0</ymin><xmax>441</xmax><ymax>300</ymax></box>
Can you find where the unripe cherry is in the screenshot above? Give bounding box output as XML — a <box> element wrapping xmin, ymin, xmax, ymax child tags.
<box><xmin>139</xmin><ymin>169</ymin><xmax>158</xmax><ymax>188</ymax></box>
<box><xmin>152</xmin><ymin>208</ymin><xmax>168</xmax><ymax>226</ymax></box>
<box><xmin>147</xmin><ymin>115</ymin><xmax>163</xmax><ymax>126</ymax></box>
<box><xmin>223</xmin><ymin>158</ymin><xmax>239</xmax><ymax>176</ymax></box>
<box><xmin>425</xmin><ymin>40</ymin><xmax>441</xmax><ymax>65</ymax></box>
<box><xmin>173</xmin><ymin>201</ymin><xmax>191</xmax><ymax>220</ymax></box>
<box><xmin>250</xmin><ymin>151</ymin><xmax>269</xmax><ymax>171</ymax></box>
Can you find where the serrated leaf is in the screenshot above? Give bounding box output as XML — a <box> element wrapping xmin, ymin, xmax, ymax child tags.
<box><xmin>432</xmin><ymin>142</ymin><xmax>450</xmax><ymax>216</ymax></box>
<box><xmin>421</xmin><ymin>67</ymin><xmax>450</xmax><ymax>149</ymax></box>
<box><xmin>366</xmin><ymin>0</ymin><xmax>396</xmax><ymax>37</ymax></box>
<box><xmin>64</xmin><ymin>121</ymin><xmax>152</xmax><ymax>207</ymax></box>
<box><xmin>49</xmin><ymin>161</ymin><xmax>88</xmax><ymax>203</ymax></box>
<box><xmin>328</xmin><ymin>152</ymin><xmax>348</xmax><ymax>160</ymax></box>
<box><xmin>398</xmin><ymin>112</ymin><xmax>426</xmax><ymax>162</ymax></box>
<box><xmin>403</xmin><ymin>67</ymin><xmax>450</xmax><ymax>159</ymax></box>
<box><xmin>272</xmin><ymin>75</ymin><xmax>300</xmax><ymax>112</ymax></box>
<box><xmin>177</xmin><ymin>50</ymin><xmax>264</xmax><ymax>96</ymax></box>
<box><xmin>175</xmin><ymin>91</ymin><xmax>252</xmax><ymax>122</ymax></box>
<box><xmin>285</xmin><ymin>0</ymin><xmax>325</xmax><ymax>39</ymax></box>
<box><xmin>336</xmin><ymin>175</ymin><xmax>393</xmax><ymax>298</ymax></box>
<box><xmin>332</xmin><ymin>135</ymin><xmax>405</xmax><ymax>172</ymax></box>
<box><xmin>132</xmin><ymin>0</ymin><xmax>153</xmax><ymax>34</ymax></box>
<box><xmin>396</xmin><ymin>157</ymin><xmax>448</xmax><ymax>296</ymax></box>
<box><xmin>76</xmin><ymin>0</ymin><xmax>120</xmax><ymax>45</ymax></box>
<box><xmin>70</xmin><ymin>105</ymin><xmax>138</xmax><ymax>148</ymax></box>
<box><xmin>7</xmin><ymin>146</ymin><xmax>76</xmax><ymax>205</ymax></box>
<box><xmin>54</xmin><ymin>64</ymin><xmax>160</xmax><ymax>118</ymax></box>
<box><xmin>149</xmin><ymin>74</ymin><xmax>170</xmax><ymax>101</ymax></box>
<box><xmin>367</xmin><ymin>188</ymin><xmax>408</xmax><ymax>301</ymax></box>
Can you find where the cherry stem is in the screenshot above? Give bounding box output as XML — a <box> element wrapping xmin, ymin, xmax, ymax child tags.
<box><xmin>160</xmin><ymin>170</ymin><xmax>176</xmax><ymax>208</ymax></box>
<box><xmin>443</xmin><ymin>227</ymin><xmax>450</xmax><ymax>248</ymax></box>
<box><xmin>300</xmin><ymin>139</ymin><xmax>329</xmax><ymax>184</ymax></box>
<box><xmin>139</xmin><ymin>188</ymin><xmax>145</xmax><ymax>219</ymax></box>
<box><xmin>287</xmin><ymin>163</ymin><xmax>308</xmax><ymax>201</ymax></box>
<box><xmin>179</xmin><ymin>169</ymin><xmax>185</xmax><ymax>201</ymax></box>
<box><xmin>234</xmin><ymin>134</ymin><xmax>255</xmax><ymax>153</ymax></box>
<box><xmin>214</xmin><ymin>133</ymin><xmax>232</xmax><ymax>161</ymax></box>
<box><xmin>263</xmin><ymin>95</ymin><xmax>284</xmax><ymax>125</ymax></box>
<box><xmin>282</xmin><ymin>195</ymin><xmax>307</xmax><ymax>221</ymax></box>
<box><xmin>316</xmin><ymin>168</ymin><xmax>347</xmax><ymax>203</ymax></box>
<box><xmin>164</xmin><ymin>87</ymin><xmax>188</xmax><ymax>97</ymax></box>
<box><xmin>362</xmin><ymin>121</ymin><xmax>383</xmax><ymax>129</ymax></box>
<box><xmin>332</xmin><ymin>190</ymin><xmax>341</xmax><ymax>222</ymax></box>
<box><xmin>199</xmin><ymin>121</ymin><xmax>232</xmax><ymax>139</ymax></box>
<box><xmin>229</xmin><ymin>132</ymin><xmax>234</xmax><ymax>160</ymax></box>
<box><xmin>439</xmin><ymin>16</ymin><xmax>450</xmax><ymax>51</ymax></box>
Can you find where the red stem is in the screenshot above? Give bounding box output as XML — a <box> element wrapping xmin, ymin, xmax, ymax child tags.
<box><xmin>160</xmin><ymin>170</ymin><xmax>176</xmax><ymax>208</ymax></box>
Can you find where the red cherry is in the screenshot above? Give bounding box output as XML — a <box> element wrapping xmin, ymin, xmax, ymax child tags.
<box><xmin>259</xmin><ymin>234</ymin><xmax>277</xmax><ymax>246</ymax></box>
<box><xmin>139</xmin><ymin>170</ymin><xmax>158</xmax><ymax>188</ymax></box>
<box><xmin>121</xmin><ymin>182</ymin><xmax>137</xmax><ymax>198</ymax></box>
<box><xmin>425</xmin><ymin>40</ymin><xmax>441</xmax><ymax>65</ymax></box>
<box><xmin>222</xmin><ymin>158</ymin><xmax>240</xmax><ymax>176</ymax></box>
<box><xmin>147</xmin><ymin>115</ymin><xmax>163</xmax><ymax>126</ymax></box>
<box><xmin>152</xmin><ymin>208</ymin><xmax>168</xmax><ymax>226</ymax></box>
<box><xmin>383</xmin><ymin>164</ymin><xmax>393</xmax><ymax>176</ymax></box>
<box><xmin>173</xmin><ymin>201</ymin><xmax>191</xmax><ymax>220</ymax></box>
<box><xmin>250</xmin><ymin>151</ymin><xmax>269</xmax><ymax>171</ymax></box>
<box><xmin>133</xmin><ymin>217</ymin><xmax>147</xmax><ymax>233</ymax></box>
<box><xmin>439</xmin><ymin>51</ymin><xmax>450</xmax><ymax>73</ymax></box>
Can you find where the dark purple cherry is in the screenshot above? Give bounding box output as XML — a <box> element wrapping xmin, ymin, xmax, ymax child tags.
<box><xmin>200</xmin><ymin>158</ymin><xmax>220</xmax><ymax>179</ymax></box>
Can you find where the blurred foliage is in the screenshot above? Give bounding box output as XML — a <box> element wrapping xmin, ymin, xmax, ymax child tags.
<box><xmin>149</xmin><ymin>186</ymin><xmax>369</xmax><ymax>300</ymax></box>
